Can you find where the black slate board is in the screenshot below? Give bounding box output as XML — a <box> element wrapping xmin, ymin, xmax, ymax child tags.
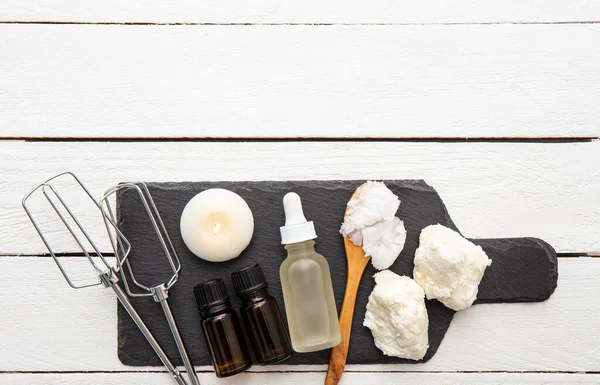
<box><xmin>116</xmin><ymin>180</ymin><xmax>558</xmax><ymax>366</ymax></box>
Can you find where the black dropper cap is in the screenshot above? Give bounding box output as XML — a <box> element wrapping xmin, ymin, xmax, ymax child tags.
<box><xmin>231</xmin><ymin>264</ymin><xmax>268</xmax><ymax>296</ymax></box>
<box><xmin>194</xmin><ymin>278</ymin><xmax>230</xmax><ymax>316</ymax></box>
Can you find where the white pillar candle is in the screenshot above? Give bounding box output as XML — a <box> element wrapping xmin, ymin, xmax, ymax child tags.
<box><xmin>180</xmin><ymin>188</ymin><xmax>254</xmax><ymax>262</ymax></box>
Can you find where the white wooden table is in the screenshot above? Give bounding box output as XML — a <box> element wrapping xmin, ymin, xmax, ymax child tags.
<box><xmin>1</xmin><ymin>2</ymin><xmax>599</xmax><ymax>384</ymax></box>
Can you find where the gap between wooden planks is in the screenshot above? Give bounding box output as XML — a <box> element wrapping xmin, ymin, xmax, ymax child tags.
<box><xmin>3</xmin><ymin>251</ymin><xmax>594</xmax><ymax>258</ymax></box>
<box><xmin>0</xmin><ymin>0</ymin><xmax>599</xmax><ymax>24</ymax></box>
<box><xmin>1</xmin><ymin>372</ymin><xmax>599</xmax><ymax>385</ymax></box>
<box><xmin>4</xmin><ymin>21</ymin><xmax>600</xmax><ymax>25</ymax></box>
<box><xmin>2</xmin><ymin>137</ymin><xmax>599</xmax><ymax>142</ymax></box>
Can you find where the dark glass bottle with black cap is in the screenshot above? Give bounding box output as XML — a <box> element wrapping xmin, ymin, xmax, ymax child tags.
<box><xmin>194</xmin><ymin>278</ymin><xmax>252</xmax><ymax>377</ymax></box>
<box><xmin>231</xmin><ymin>264</ymin><xmax>293</xmax><ymax>364</ymax></box>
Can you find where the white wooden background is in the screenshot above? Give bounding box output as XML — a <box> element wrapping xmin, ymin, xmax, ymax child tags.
<box><xmin>1</xmin><ymin>2</ymin><xmax>599</xmax><ymax>384</ymax></box>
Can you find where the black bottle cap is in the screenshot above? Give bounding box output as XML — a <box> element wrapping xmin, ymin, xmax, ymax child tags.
<box><xmin>231</xmin><ymin>263</ymin><xmax>268</xmax><ymax>296</ymax></box>
<box><xmin>194</xmin><ymin>278</ymin><xmax>230</xmax><ymax>310</ymax></box>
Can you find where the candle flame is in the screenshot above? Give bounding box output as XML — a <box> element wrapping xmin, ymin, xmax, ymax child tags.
<box><xmin>212</xmin><ymin>221</ymin><xmax>221</xmax><ymax>234</ymax></box>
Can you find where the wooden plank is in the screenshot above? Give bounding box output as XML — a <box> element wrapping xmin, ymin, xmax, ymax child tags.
<box><xmin>1</xmin><ymin>24</ymin><xmax>599</xmax><ymax>138</ymax></box>
<box><xmin>1</xmin><ymin>0</ymin><xmax>600</xmax><ymax>24</ymax></box>
<box><xmin>1</xmin><ymin>372</ymin><xmax>599</xmax><ymax>385</ymax></box>
<box><xmin>0</xmin><ymin>257</ymin><xmax>597</xmax><ymax>372</ymax></box>
<box><xmin>3</xmin><ymin>141</ymin><xmax>599</xmax><ymax>255</ymax></box>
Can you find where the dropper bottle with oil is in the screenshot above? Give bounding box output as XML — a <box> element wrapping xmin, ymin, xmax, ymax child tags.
<box><xmin>279</xmin><ymin>192</ymin><xmax>341</xmax><ymax>352</ymax></box>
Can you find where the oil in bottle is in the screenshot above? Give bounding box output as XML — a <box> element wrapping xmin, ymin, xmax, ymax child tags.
<box><xmin>194</xmin><ymin>278</ymin><xmax>252</xmax><ymax>377</ymax></box>
<box><xmin>278</xmin><ymin>192</ymin><xmax>341</xmax><ymax>352</ymax></box>
<box><xmin>231</xmin><ymin>263</ymin><xmax>293</xmax><ymax>364</ymax></box>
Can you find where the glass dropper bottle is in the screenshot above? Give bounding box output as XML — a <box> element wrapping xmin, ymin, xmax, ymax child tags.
<box><xmin>278</xmin><ymin>192</ymin><xmax>341</xmax><ymax>352</ymax></box>
<box><xmin>194</xmin><ymin>278</ymin><xmax>252</xmax><ymax>377</ymax></box>
<box><xmin>231</xmin><ymin>263</ymin><xmax>293</xmax><ymax>364</ymax></box>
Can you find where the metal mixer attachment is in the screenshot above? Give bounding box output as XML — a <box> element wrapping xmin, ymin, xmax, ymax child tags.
<box><xmin>100</xmin><ymin>182</ymin><xmax>200</xmax><ymax>385</ymax></box>
<box><xmin>22</xmin><ymin>172</ymin><xmax>196</xmax><ymax>385</ymax></box>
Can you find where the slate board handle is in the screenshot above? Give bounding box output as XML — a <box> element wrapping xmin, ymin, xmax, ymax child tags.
<box><xmin>473</xmin><ymin>237</ymin><xmax>558</xmax><ymax>304</ymax></box>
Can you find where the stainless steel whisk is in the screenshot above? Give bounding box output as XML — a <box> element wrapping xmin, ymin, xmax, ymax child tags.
<box><xmin>22</xmin><ymin>172</ymin><xmax>198</xmax><ymax>385</ymax></box>
<box><xmin>100</xmin><ymin>182</ymin><xmax>200</xmax><ymax>385</ymax></box>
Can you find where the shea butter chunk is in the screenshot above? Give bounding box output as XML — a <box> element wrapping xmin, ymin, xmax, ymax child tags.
<box><xmin>413</xmin><ymin>224</ymin><xmax>492</xmax><ymax>311</ymax></box>
<box><xmin>363</xmin><ymin>270</ymin><xmax>429</xmax><ymax>360</ymax></box>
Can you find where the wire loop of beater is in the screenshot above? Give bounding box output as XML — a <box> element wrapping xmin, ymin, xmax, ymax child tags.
<box><xmin>100</xmin><ymin>182</ymin><xmax>181</xmax><ymax>297</ymax></box>
<box><xmin>22</xmin><ymin>172</ymin><xmax>131</xmax><ymax>288</ymax></box>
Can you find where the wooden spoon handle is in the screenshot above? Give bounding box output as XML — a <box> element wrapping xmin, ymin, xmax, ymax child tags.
<box><xmin>325</xmin><ymin>256</ymin><xmax>370</xmax><ymax>385</ymax></box>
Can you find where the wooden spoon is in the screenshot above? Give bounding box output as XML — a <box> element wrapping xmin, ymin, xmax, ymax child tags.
<box><xmin>325</xmin><ymin>186</ymin><xmax>371</xmax><ymax>385</ymax></box>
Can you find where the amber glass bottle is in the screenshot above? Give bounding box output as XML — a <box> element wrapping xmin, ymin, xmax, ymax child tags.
<box><xmin>194</xmin><ymin>278</ymin><xmax>252</xmax><ymax>377</ymax></box>
<box><xmin>231</xmin><ymin>264</ymin><xmax>293</xmax><ymax>364</ymax></box>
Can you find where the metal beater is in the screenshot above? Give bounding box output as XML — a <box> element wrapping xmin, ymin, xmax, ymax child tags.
<box><xmin>100</xmin><ymin>182</ymin><xmax>200</xmax><ymax>385</ymax></box>
<box><xmin>22</xmin><ymin>172</ymin><xmax>198</xmax><ymax>385</ymax></box>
